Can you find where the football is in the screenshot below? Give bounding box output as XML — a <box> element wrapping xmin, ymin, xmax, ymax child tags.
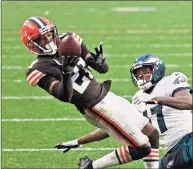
<box><xmin>58</xmin><ymin>35</ymin><xmax>82</xmax><ymax>57</ymax></box>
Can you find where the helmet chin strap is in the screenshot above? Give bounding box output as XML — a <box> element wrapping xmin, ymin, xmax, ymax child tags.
<box><xmin>34</xmin><ymin>40</ymin><xmax>58</xmax><ymax>55</ymax></box>
<box><xmin>137</xmin><ymin>74</ymin><xmax>154</xmax><ymax>91</ymax></box>
<box><xmin>44</xmin><ymin>41</ymin><xmax>58</xmax><ymax>55</ymax></box>
<box><xmin>138</xmin><ymin>81</ymin><xmax>153</xmax><ymax>91</ymax></box>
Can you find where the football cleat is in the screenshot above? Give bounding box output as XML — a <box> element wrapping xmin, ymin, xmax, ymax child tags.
<box><xmin>78</xmin><ymin>156</ymin><xmax>93</xmax><ymax>169</ymax></box>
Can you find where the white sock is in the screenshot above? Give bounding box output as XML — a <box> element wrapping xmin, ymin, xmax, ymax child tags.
<box><xmin>92</xmin><ymin>146</ymin><xmax>132</xmax><ymax>169</ymax></box>
<box><xmin>92</xmin><ymin>151</ymin><xmax>119</xmax><ymax>169</ymax></box>
<box><xmin>143</xmin><ymin>148</ymin><xmax>159</xmax><ymax>168</ymax></box>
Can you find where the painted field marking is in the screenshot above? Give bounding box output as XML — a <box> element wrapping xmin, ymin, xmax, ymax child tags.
<box><xmin>2</xmin><ymin>53</ymin><xmax>192</xmax><ymax>58</ymax></box>
<box><xmin>126</xmin><ymin>30</ymin><xmax>191</xmax><ymax>34</ymax></box>
<box><xmin>3</xmin><ymin>36</ymin><xmax>191</xmax><ymax>42</ymax></box>
<box><xmin>2</xmin><ymin>118</ymin><xmax>85</xmax><ymax>122</ymax></box>
<box><xmin>2</xmin><ymin>148</ymin><xmax>115</xmax><ymax>152</ymax></box>
<box><xmin>2</xmin><ymin>95</ymin><xmax>132</xmax><ymax>100</ymax></box>
<box><xmin>2</xmin><ymin>64</ymin><xmax>192</xmax><ymax>70</ymax></box>
<box><xmin>111</xmin><ymin>64</ymin><xmax>192</xmax><ymax>68</ymax></box>
<box><xmin>3</xmin><ymin>43</ymin><xmax>192</xmax><ymax>49</ymax></box>
<box><xmin>112</xmin><ymin>7</ymin><xmax>157</xmax><ymax>12</ymax></box>
<box><xmin>105</xmin><ymin>53</ymin><xmax>192</xmax><ymax>58</ymax></box>
<box><xmin>3</xmin><ymin>29</ymin><xmax>192</xmax><ymax>35</ymax></box>
<box><xmin>2</xmin><ymin>147</ymin><xmax>164</xmax><ymax>152</ymax></box>
<box><xmin>2</xmin><ymin>78</ymin><xmax>192</xmax><ymax>84</ymax></box>
<box><xmin>2</xmin><ymin>78</ymin><xmax>132</xmax><ymax>83</ymax></box>
<box><xmin>2</xmin><ymin>96</ymin><xmax>55</xmax><ymax>100</ymax></box>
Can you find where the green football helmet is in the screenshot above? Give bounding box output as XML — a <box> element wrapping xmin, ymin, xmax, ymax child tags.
<box><xmin>130</xmin><ymin>54</ymin><xmax>166</xmax><ymax>91</ymax></box>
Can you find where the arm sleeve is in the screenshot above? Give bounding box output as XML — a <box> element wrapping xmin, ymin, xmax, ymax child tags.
<box><xmin>26</xmin><ymin>63</ymin><xmax>73</xmax><ymax>102</ymax></box>
<box><xmin>37</xmin><ymin>73</ymin><xmax>73</xmax><ymax>102</ymax></box>
<box><xmin>167</xmin><ymin>72</ymin><xmax>192</xmax><ymax>97</ymax></box>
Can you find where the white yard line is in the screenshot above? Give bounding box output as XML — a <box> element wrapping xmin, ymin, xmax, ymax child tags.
<box><xmin>2</xmin><ymin>53</ymin><xmax>192</xmax><ymax>58</ymax></box>
<box><xmin>2</xmin><ymin>118</ymin><xmax>85</xmax><ymax>122</ymax></box>
<box><xmin>126</xmin><ymin>30</ymin><xmax>191</xmax><ymax>34</ymax></box>
<box><xmin>3</xmin><ymin>29</ymin><xmax>192</xmax><ymax>35</ymax></box>
<box><xmin>2</xmin><ymin>78</ymin><xmax>192</xmax><ymax>83</ymax></box>
<box><xmin>112</xmin><ymin>7</ymin><xmax>157</xmax><ymax>12</ymax></box>
<box><xmin>2</xmin><ymin>148</ymin><xmax>115</xmax><ymax>152</ymax></box>
<box><xmin>2</xmin><ymin>147</ymin><xmax>164</xmax><ymax>152</ymax></box>
<box><xmin>103</xmin><ymin>36</ymin><xmax>191</xmax><ymax>40</ymax></box>
<box><xmin>2</xmin><ymin>96</ymin><xmax>54</xmax><ymax>100</ymax></box>
<box><xmin>1</xmin><ymin>78</ymin><xmax>132</xmax><ymax>83</ymax></box>
<box><xmin>110</xmin><ymin>64</ymin><xmax>192</xmax><ymax>68</ymax></box>
<box><xmin>2</xmin><ymin>64</ymin><xmax>192</xmax><ymax>70</ymax></box>
<box><xmin>3</xmin><ymin>36</ymin><xmax>191</xmax><ymax>42</ymax></box>
<box><xmin>2</xmin><ymin>79</ymin><xmax>131</xmax><ymax>83</ymax></box>
<box><xmin>3</xmin><ymin>44</ymin><xmax>192</xmax><ymax>49</ymax></box>
<box><xmin>2</xmin><ymin>66</ymin><xmax>24</xmax><ymax>70</ymax></box>
<box><xmin>105</xmin><ymin>53</ymin><xmax>192</xmax><ymax>58</ymax></box>
<box><xmin>2</xmin><ymin>95</ymin><xmax>132</xmax><ymax>100</ymax></box>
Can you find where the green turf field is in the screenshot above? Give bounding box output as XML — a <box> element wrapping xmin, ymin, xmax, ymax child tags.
<box><xmin>2</xmin><ymin>1</ymin><xmax>192</xmax><ymax>168</ymax></box>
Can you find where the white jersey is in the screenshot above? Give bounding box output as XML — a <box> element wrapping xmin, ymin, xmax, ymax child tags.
<box><xmin>133</xmin><ymin>72</ymin><xmax>192</xmax><ymax>152</ymax></box>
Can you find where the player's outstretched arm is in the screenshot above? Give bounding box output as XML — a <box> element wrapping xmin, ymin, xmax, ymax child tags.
<box><xmin>37</xmin><ymin>56</ymin><xmax>79</xmax><ymax>102</ymax></box>
<box><xmin>133</xmin><ymin>90</ymin><xmax>192</xmax><ymax>110</ymax></box>
<box><xmin>85</xmin><ymin>43</ymin><xmax>109</xmax><ymax>74</ymax></box>
<box><xmin>77</xmin><ymin>128</ymin><xmax>110</xmax><ymax>145</ymax></box>
<box><xmin>153</xmin><ymin>73</ymin><xmax>193</xmax><ymax>110</ymax></box>
<box><xmin>54</xmin><ymin>129</ymin><xmax>109</xmax><ymax>153</ymax></box>
<box><xmin>50</xmin><ymin>56</ymin><xmax>79</xmax><ymax>102</ymax></box>
<box><xmin>154</xmin><ymin>89</ymin><xmax>192</xmax><ymax>110</ymax></box>
<box><xmin>48</xmin><ymin>74</ymin><xmax>73</xmax><ymax>102</ymax></box>
<box><xmin>38</xmin><ymin>72</ymin><xmax>73</xmax><ymax>103</ymax></box>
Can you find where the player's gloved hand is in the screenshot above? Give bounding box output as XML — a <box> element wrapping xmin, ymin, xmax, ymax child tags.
<box><xmin>132</xmin><ymin>93</ymin><xmax>158</xmax><ymax>105</ymax></box>
<box><xmin>53</xmin><ymin>56</ymin><xmax>79</xmax><ymax>74</ymax></box>
<box><xmin>54</xmin><ymin>139</ymin><xmax>80</xmax><ymax>153</ymax></box>
<box><xmin>132</xmin><ymin>101</ymin><xmax>147</xmax><ymax>113</ymax></box>
<box><xmin>90</xmin><ymin>42</ymin><xmax>106</xmax><ymax>65</ymax></box>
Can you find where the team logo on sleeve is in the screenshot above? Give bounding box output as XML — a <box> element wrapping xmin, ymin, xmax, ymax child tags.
<box><xmin>173</xmin><ymin>76</ymin><xmax>186</xmax><ymax>85</ymax></box>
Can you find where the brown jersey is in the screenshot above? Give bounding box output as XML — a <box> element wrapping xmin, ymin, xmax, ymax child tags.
<box><xmin>26</xmin><ymin>32</ymin><xmax>111</xmax><ymax>111</ymax></box>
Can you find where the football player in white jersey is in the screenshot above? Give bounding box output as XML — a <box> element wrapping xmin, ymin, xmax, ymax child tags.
<box><xmin>130</xmin><ymin>54</ymin><xmax>192</xmax><ymax>169</ymax></box>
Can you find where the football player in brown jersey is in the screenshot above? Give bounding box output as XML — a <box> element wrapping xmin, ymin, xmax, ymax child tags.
<box><xmin>21</xmin><ymin>16</ymin><xmax>159</xmax><ymax>169</ymax></box>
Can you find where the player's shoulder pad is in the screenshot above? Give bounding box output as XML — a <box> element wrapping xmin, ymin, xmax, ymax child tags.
<box><xmin>26</xmin><ymin>68</ymin><xmax>46</xmax><ymax>87</ymax></box>
<box><xmin>59</xmin><ymin>32</ymin><xmax>83</xmax><ymax>45</ymax></box>
<box><xmin>168</xmin><ymin>72</ymin><xmax>188</xmax><ymax>85</ymax></box>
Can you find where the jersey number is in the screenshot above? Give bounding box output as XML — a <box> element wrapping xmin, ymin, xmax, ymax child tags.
<box><xmin>143</xmin><ymin>105</ymin><xmax>167</xmax><ymax>133</ymax></box>
<box><xmin>71</xmin><ymin>68</ymin><xmax>93</xmax><ymax>94</ymax></box>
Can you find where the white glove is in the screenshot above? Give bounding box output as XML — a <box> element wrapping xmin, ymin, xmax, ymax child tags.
<box><xmin>132</xmin><ymin>101</ymin><xmax>147</xmax><ymax>113</ymax></box>
<box><xmin>132</xmin><ymin>93</ymin><xmax>158</xmax><ymax>105</ymax></box>
<box><xmin>54</xmin><ymin>139</ymin><xmax>80</xmax><ymax>153</ymax></box>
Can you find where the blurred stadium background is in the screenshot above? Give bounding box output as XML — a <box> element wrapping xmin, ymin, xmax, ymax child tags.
<box><xmin>2</xmin><ymin>1</ymin><xmax>192</xmax><ymax>168</ymax></box>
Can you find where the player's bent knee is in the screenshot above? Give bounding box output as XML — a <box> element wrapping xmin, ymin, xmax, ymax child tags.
<box><xmin>129</xmin><ymin>145</ymin><xmax>151</xmax><ymax>160</ymax></box>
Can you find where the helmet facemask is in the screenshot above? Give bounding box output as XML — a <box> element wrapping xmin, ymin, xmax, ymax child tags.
<box><xmin>130</xmin><ymin>64</ymin><xmax>155</xmax><ymax>91</ymax></box>
<box><xmin>28</xmin><ymin>25</ymin><xmax>58</xmax><ymax>55</ymax></box>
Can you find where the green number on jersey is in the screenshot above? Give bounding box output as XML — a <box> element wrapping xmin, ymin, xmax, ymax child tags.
<box><xmin>150</xmin><ymin>105</ymin><xmax>167</xmax><ymax>133</ymax></box>
<box><xmin>143</xmin><ymin>105</ymin><xmax>167</xmax><ymax>133</ymax></box>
